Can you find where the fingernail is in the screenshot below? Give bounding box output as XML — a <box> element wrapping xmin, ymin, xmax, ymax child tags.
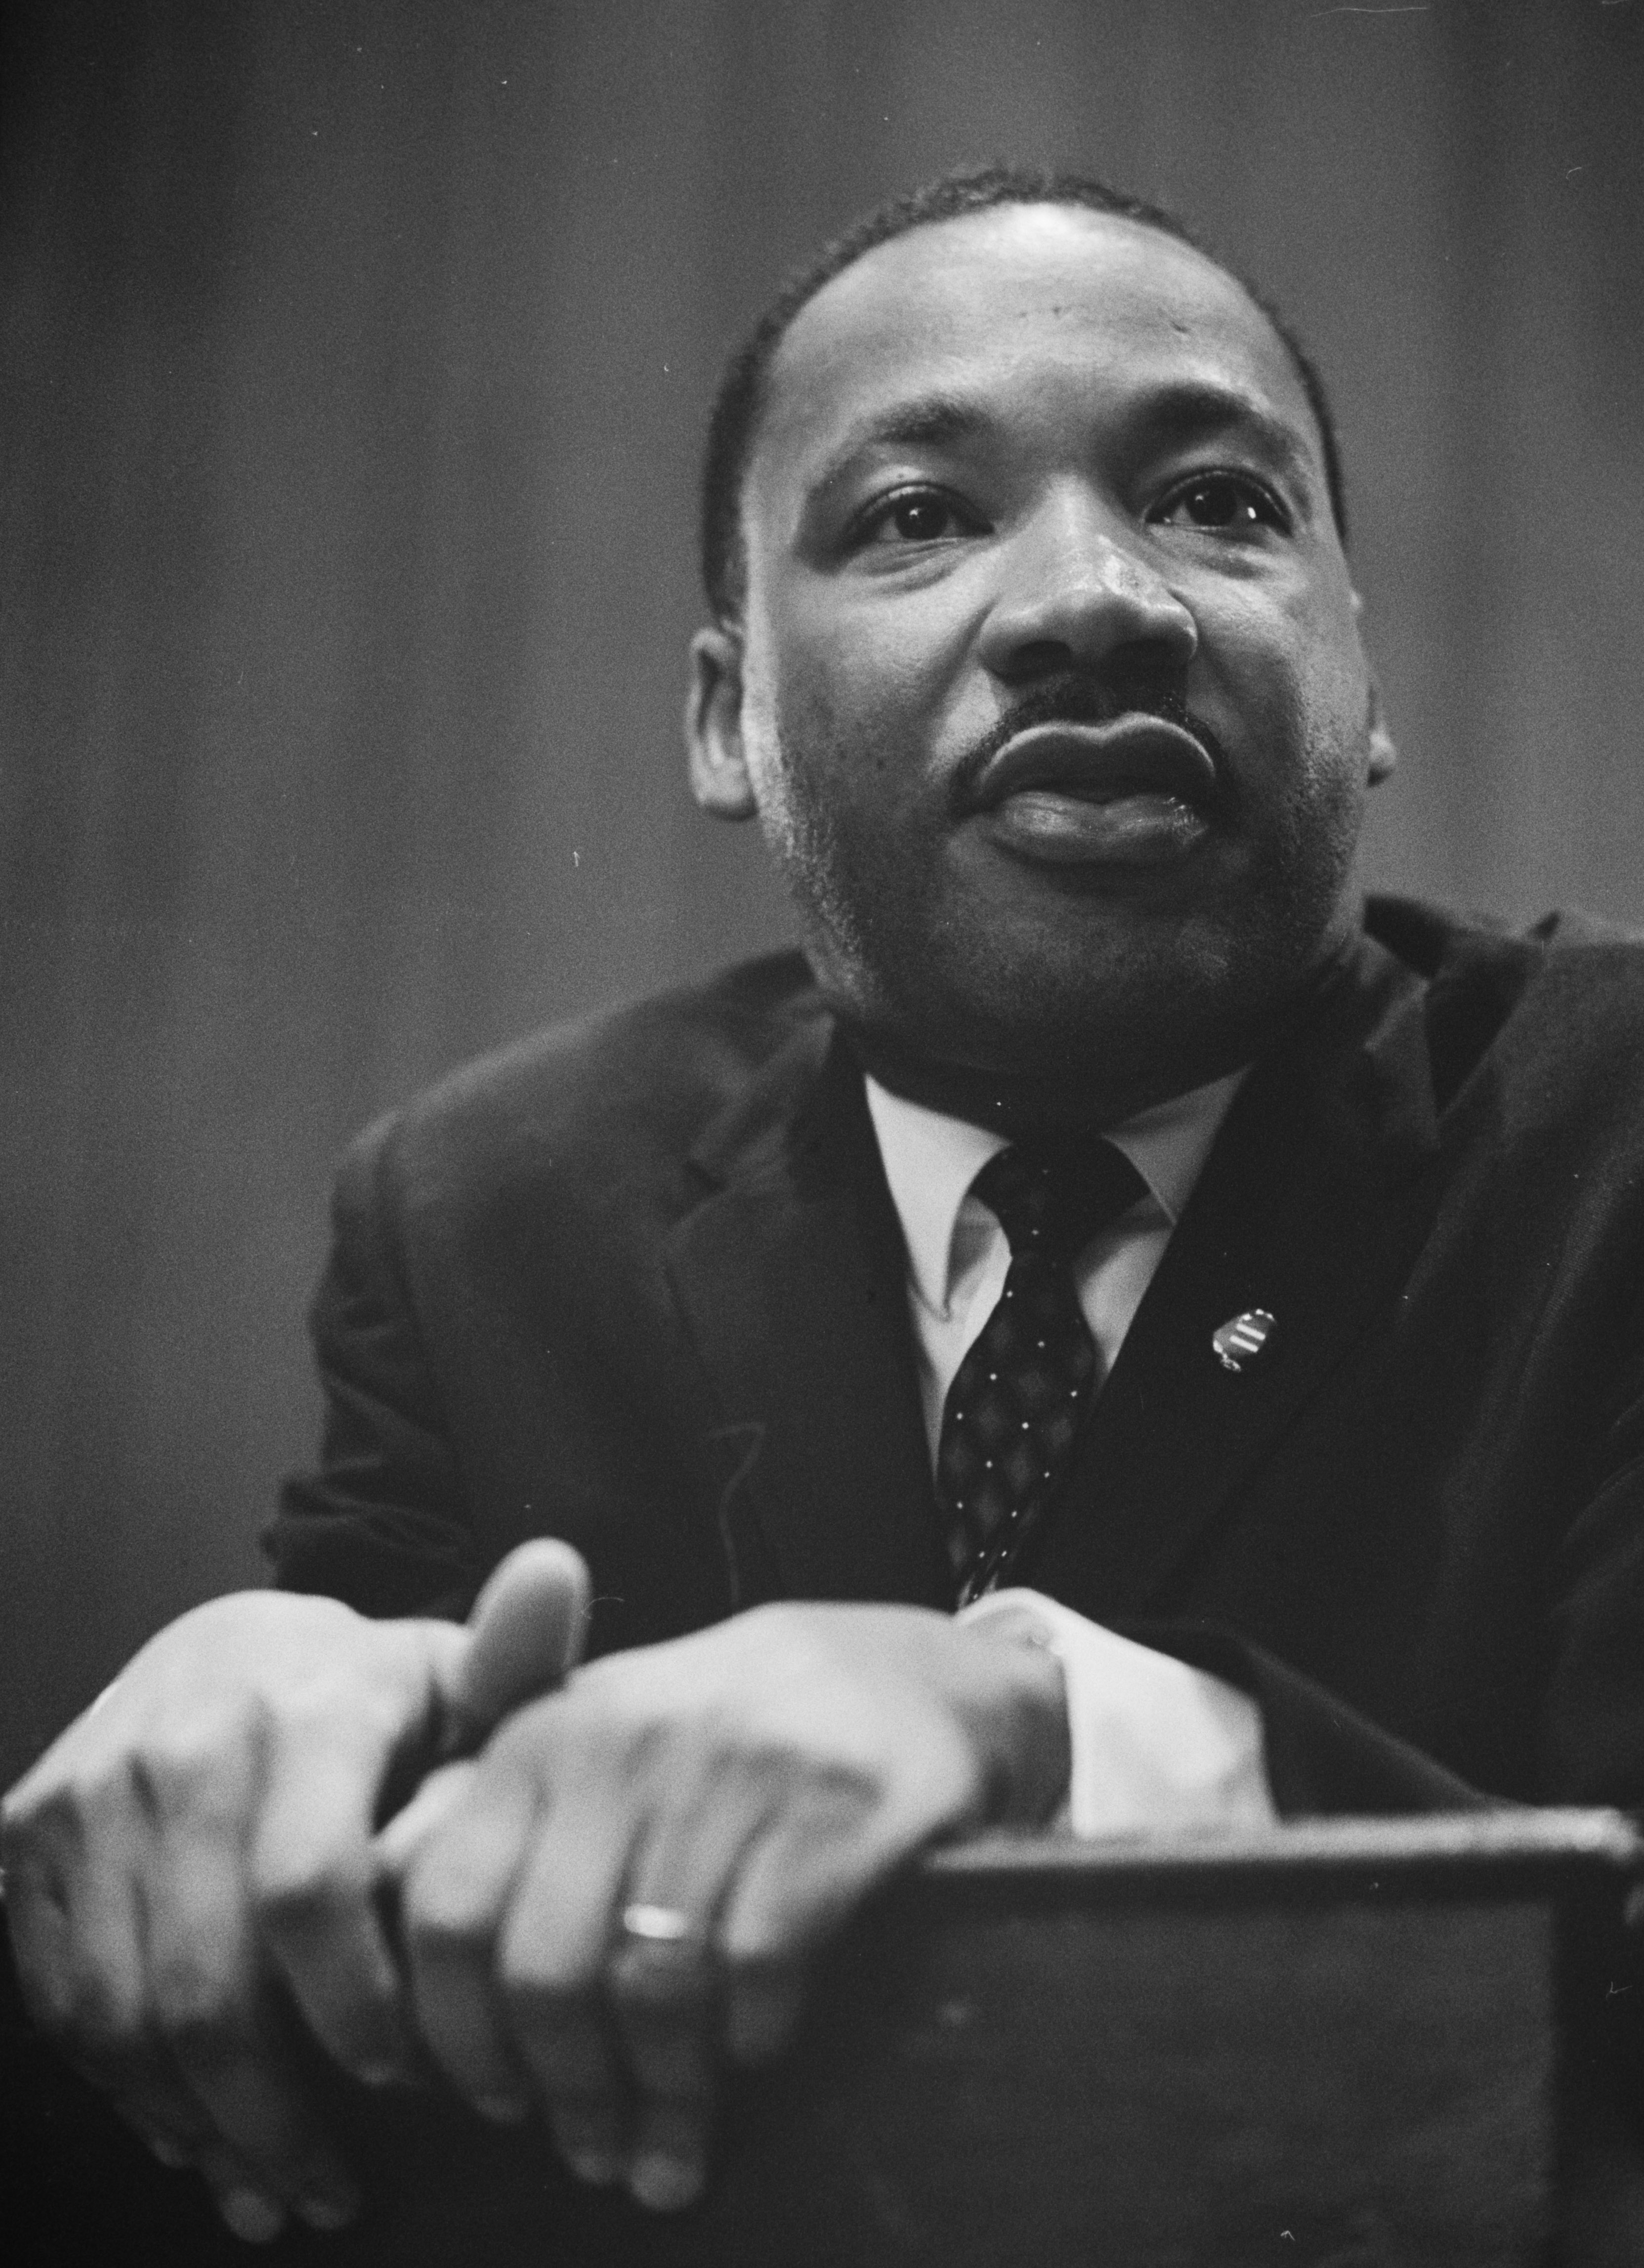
<box><xmin>476</xmin><ymin>2093</ymin><xmax>532</xmax><ymax>2125</ymax></box>
<box><xmin>297</xmin><ymin>2188</ymin><xmax>361</xmax><ymax>2232</ymax></box>
<box><xmin>566</xmin><ymin>2146</ymin><xmax>623</xmax><ymax>2186</ymax></box>
<box><xmin>629</xmin><ymin>2153</ymin><xmax>704</xmax><ymax>2212</ymax></box>
<box><xmin>218</xmin><ymin>2188</ymin><xmax>287</xmax><ymax>2244</ymax></box>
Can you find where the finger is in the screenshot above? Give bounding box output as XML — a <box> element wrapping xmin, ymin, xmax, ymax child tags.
<box><xmin>117</xmin><ymin>2087</ymin><xmax>363</xmax><ymax>2246</ymax></box>
<box><xmin>452</xmin><ymin>1541</ymin><xmax>593</xmax><ymax>1733</ymax></box>
<box><xmin>398</xmin><ymin>1763</ymin><xmax>539</xmax><ymax>2122</ymax></box>
<box><xmin>624</xmin><ymin>2084</ymin><xmax>715</xmax><ymax>2212</ymax></box>
<box><xmin>184</xmin><ymin>2142</ymin><xmax>318</xmax><ymax>2248</ymax></box>
<box><xmin>208</xmin><ymin>2180</ymin><xmax>290</xmax><ymax>2247</ymax></box>
<box><xmin>111</xmin><ymin>2108</ymin><xmax>294</xmax><ymax>2247</ymax></box>
<box><xmin>251</xmin><ymin>1709</ymin><xmax>418</xmax><ymax>2088</ymax></box>
<box><xmin>5</xmin><ymin>1814</ymin><xmax>215</xmax><ymax>2151</ymax></box>
<box><xmin>602</xmin><ymin>1770</ymin><xmax>779</xmax><ymax>2210</ymax></box>
<box><xmin>114</xmin><ymin>2100</ymin><xmax>197</xmax><ymax>2169</ymax></box>
<box><xmin>375</xmin><ymin>1759</ymin><xmax>479</xmax><ymax>1879</ymax></box>
<box><xmin>605</xmin><ymin>1931</ymin><xmax>717</xmax><ymax>2212</ymax></box>
<box><xmin>14</xmin><ymin>1760</ymin><xmax>360</xmax><ymax>2223</ymax></box>
<box><xmin>174</xmin><ymin>2142</ymin><xmax>291</xmax><ymax>2247</ymax></box>
<box><xmin>17</xmin><ymin>1821</ymin><xmax>347</xmax><ymax>2239</ymax></box>
<box><xmin>716</xmin><ymin>1790</ymin><xmax>912</xmax><ymax>2070</ymax></box>
<box><xmin>143</xmin><ymin>1799</ymin><xmax>361</xmax><ymax>2230</ymax></box>
<box><xmin>493</xmin><ymin>1796</ymin><xmax>638</xmax><ymax>2185</ymax></box>
<box><xmin>606</xmin><ymin>1924</ymin><xmax>717</xmax><ymax>2106</ymax></box>
<box><xmin>5</xmin><ymin>1832</ymin><xmax>149</xmax><ymax>2086</ymax></box>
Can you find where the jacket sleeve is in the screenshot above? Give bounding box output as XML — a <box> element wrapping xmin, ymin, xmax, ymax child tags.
<box><xmin>1122</xmin><ymin>1620</ymin><xmax>1497</xmax><ymax>1817</ymax></box>
<box><xmin>1538</xmin><ymin>1365</ymin><xmax>1644</xmax><ymax>1814</ymax></box>
<box><xmin>264</xmin><ymin>1122</ymin><xmax>483</xmax><ymax>1622</ymax></box>
<box><xmin>1129</xmin><ymin>1330</ymin><xmax>1644</xmax><ymax>1822</ymax></box>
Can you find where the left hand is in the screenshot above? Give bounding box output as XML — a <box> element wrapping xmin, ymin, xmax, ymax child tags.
<box><xmin>1</xmin><ymin>1538</ymin><xmax>588</xmax><ymax>2246</ymax></box>
<box><xmin>385</xmin><ymin>1596</ymin><xmax>1069</xmax><ymax>2213</ymax></box>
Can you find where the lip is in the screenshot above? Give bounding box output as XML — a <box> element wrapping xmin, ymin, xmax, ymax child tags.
<box><xmin>965</xmin><ymin>717</ymin><xmax>1222</xmax><ymax>870</ymax></box>
<box><xmin>969</xmin><ymin>717</ymin><xmax>1219</xmax><ymax>814</ymax></box>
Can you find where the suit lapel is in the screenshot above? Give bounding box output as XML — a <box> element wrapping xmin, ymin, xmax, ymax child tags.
<box><xmin>664</xmin><ymin>1020</ymin><xmax>949</xmax><ymax>1612</ymax></box>
<box><xmin>1023</xmin><ymin>935</ymin><xmax>1446</xmax><ymax>1619</ymax></box>
<box><xmin>660</xmin><ymin>928</ymin><xmax>1449</xmax><ymax>1624</ymax></box>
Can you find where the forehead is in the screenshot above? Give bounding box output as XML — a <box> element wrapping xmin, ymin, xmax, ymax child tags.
<box><xmin>752</xmin><ymin>206</ymin><xmax>1316</xmax><ymax>497</ymax></box>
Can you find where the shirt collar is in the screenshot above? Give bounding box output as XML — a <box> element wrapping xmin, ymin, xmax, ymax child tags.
<box><xmin>863</xmin><ymin>1066</ymin><xmax>1246</xmax><ymax>1319</ymax></box>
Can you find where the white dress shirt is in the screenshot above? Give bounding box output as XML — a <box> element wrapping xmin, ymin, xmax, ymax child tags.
<box><xmin>862</xmin><ymin>1072</ymin><xmax>1276</xmax><ymax>1838</ymax></box>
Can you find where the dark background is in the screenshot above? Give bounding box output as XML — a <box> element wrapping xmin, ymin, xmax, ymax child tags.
<box><xmin>3</xmin><ymin>0</ymin><xmax>1642</xmax><ymax>1787</ymax></box>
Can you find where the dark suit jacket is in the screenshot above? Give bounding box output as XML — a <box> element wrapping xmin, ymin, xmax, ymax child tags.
<box><xmin>267</xmin><ymin>896</ymin><xmax>1644</xmax><ymax>1821</ymax></box>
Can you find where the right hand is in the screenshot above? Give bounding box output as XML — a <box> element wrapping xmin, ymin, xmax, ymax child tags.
<box><xmin>0</xmin><ymin>1540</ymin><xmax>590</xmax><ymax>2243</ymax></box>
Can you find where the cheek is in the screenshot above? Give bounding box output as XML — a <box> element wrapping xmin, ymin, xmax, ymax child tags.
<box><xmin>1293</xmin><ymin>631</ymin><xmax>1375</xmax><ymax>793</ymax></box>
<box><xmin>737</xmin><ymin>626</ymin><xmax>858</xmax><ymax>828</ymax></box>
<box><xmin>762</xmin><ymin>629</ymin><xmax>927</xmax><ymax>809</ymax></box>
<box><xmin>1284</xmin><ymin>581</ymin><xmax>1370</xmax><ymax>730</ymax></box>
<box><xmin>758</xmin><ymin>578</ymin><xmax>965</xmax><ymax>742</ymax></box>
<box><xmin>1215</xmin><ymin>587</ymin><xmax>1369</xmax><ymax>775</ymax></box>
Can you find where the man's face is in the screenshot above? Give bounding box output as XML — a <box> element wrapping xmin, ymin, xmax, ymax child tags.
<box><xmin>691</xmin><ymin>206</ymin><xmax>1393</xmax><ymax>1106</ymax></box>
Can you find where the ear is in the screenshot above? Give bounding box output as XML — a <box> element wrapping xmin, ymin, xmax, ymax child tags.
<box><xmin>1366</xmin><ymin>673</ymin><xmax>1398</xmax><ymax>786</ymax></box>
<box><xmin>1350</xmin><ymin>591</ymin><xmax>1397</xmax><ymax>787</ymax></box>
<box><xmin>685</xmin><ymin>624</ymin><xmax>758</xmax><ymax>821</ymax></box>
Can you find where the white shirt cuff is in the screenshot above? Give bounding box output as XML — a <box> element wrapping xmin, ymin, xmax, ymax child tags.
<box><xmin>957</xmin><ymin>1589</ymin><xmax>1276</xmax><ymax>1837</ymax></box>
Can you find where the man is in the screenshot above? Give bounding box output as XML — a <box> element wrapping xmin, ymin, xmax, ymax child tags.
<box><xmin>8</xmin><ymin>167</ymin><xmax>1644</xmax><ymax>2246</ymax></box>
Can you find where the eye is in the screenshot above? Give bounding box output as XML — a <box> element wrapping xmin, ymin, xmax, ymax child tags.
<box><xmin>1152</xmin><ymin>472</ymin><xmax>1290</xmax><ymax>536</ymax></box>
<box><xmin>856</xmin><ymin>488</ymin><xmax>981</xmax><ymax>547</ymax></box>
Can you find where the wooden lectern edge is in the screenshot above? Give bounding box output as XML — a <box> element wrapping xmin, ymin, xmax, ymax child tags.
<box><xmin>907</xmin><ymin>1805</ymin><xmax>1644</xmax><ymax>1913</ymax></box>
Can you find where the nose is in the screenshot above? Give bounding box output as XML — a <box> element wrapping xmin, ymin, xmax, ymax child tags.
<box><xmin>975</xmin><ymin>491</ymin><xmax>1198</xmax><ymax>684</ymax></box>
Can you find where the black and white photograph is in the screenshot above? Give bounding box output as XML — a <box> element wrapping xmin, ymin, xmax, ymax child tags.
<box><xmin>4</xmin><ymin>2</ymin><xmax>1644</xmax><ymax>2260</ymax></box>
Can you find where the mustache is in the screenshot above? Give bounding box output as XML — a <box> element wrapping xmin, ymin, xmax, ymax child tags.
<box><xmin>950</xmin><ymin>672</ymin><xmax>1227</xmax><ymax>810</ymax></box>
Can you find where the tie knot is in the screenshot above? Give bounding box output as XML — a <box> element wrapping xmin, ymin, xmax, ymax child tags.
<box><xmin>971</xmin><ymin>1137</ymin><xmax>1146</xmax><ymax>1261</ymax></box>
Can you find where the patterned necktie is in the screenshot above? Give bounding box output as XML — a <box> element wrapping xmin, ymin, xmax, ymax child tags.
<box><xmin>935</xmin><ymin>1137</ymin><xmax>1147</xmax><ymax>1605</ymax></box>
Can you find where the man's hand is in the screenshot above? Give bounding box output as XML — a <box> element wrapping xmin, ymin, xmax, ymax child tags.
<box><xmin>388</xmin><ymin>1601</ymin><xmax>1069</xmax><ymax>2214</ymax></box>
<box><xmin>0</xmin><ymin>1540</ymin><xmax>589</xmax><ymax>2242</ymax></box>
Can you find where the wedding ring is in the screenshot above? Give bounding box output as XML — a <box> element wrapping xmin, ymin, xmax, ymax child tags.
<box><xmin>619</xmin><ymin>1902</ymin><xmax>700</xmax><ymax>1947</ymax></box>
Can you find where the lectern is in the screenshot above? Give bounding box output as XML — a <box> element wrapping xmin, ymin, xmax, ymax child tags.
<box><xmin>8</xmin><ymin>1809</ymin><xmax>1644</xmax><ymax>2265</ymax></box>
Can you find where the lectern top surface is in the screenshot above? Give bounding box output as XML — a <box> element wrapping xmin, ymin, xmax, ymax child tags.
<box><xmin>916</xmin><ymin>1806</ymin><xmax>1644</xmax><ymax>1910</ymax></box>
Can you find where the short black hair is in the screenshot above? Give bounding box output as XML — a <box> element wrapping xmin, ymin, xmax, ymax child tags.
<box><xmin>699</xmin><ymin>165</ymin><xmax>1348</xmax><ymax>622</ymax></box>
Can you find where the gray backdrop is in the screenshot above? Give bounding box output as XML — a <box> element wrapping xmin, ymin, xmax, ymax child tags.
<box><xmin>3</xmin><ymin>0</ymin><xmax>1642</xmax><ymax>1784</ymax></box>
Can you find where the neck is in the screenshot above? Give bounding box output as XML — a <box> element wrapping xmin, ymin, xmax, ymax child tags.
<box><xmin>843</xmin><ymin>932</ymin><xmax>1359</xmax><ymax>1137</ymax></box>
<box><xmin>845</xmin><ymin>1037</ymin><xmax>1197</xmax><ymax>1134</ymax></box>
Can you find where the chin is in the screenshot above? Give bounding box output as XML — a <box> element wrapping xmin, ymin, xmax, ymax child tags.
<box><xmin>819</xmin><ymin>885</ymin><xmax>1354</xmax><ymax>1112</ymax></box>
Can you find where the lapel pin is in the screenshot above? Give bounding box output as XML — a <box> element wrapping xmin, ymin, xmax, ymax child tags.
<box><xmin>1212</xmin><ymin>1309</ymin><xmax>1275</xmax><ymax>1373</ymax></box>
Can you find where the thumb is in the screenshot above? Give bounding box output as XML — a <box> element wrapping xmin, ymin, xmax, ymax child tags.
<box><xmin>448</xmin><ymin>1538</ymin><xmax>592</xmax><ymax>1733</ymax></box>
<box><xmin>376</xmin><ymin>1544</ymin><xmax>592</xmax><ymax>1891</ymax></box>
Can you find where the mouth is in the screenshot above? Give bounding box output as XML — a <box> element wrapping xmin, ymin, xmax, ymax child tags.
<box><xmin>966</xmin><ymin>717</ymin><xmax>1222</xmax><ymax>870</ymax></box>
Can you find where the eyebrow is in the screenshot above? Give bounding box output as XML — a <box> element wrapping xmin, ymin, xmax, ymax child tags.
<box><xmin>804</xmin><ymin>378</ymin><xmax>1315</xmax><ymax>501</ymax></box>
<box><xmin>1129</xmin><ymin>381</ymin><xmax>1314</xmax><ymax>482</ymax></box>
<box><xmin>806</xmin><ymin>393</ymin><xmax>992</xmax><ymax>496</ymax></box>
